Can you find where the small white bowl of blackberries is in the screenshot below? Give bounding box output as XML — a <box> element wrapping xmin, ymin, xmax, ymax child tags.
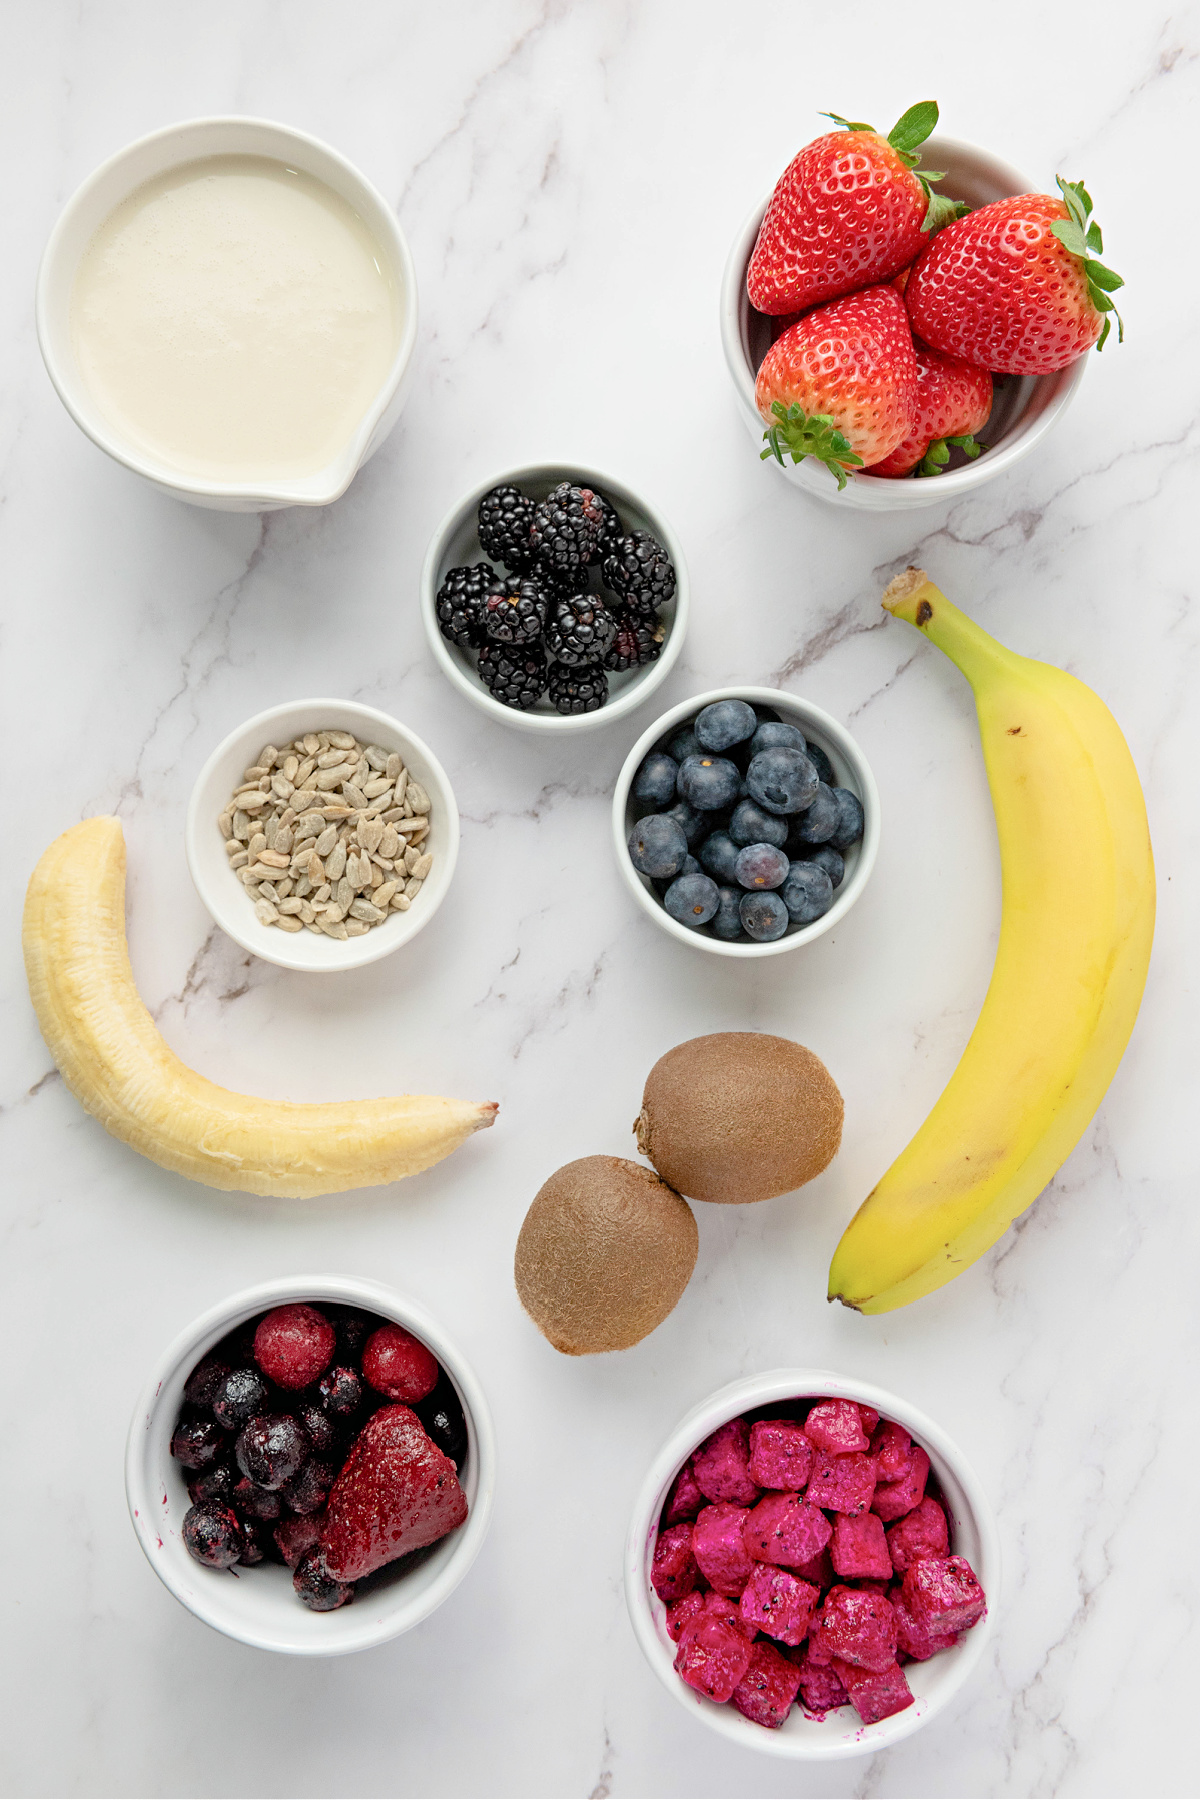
<box><xmin>613</xmin><ymin>688</ymin><xmax>880</xmax><ymax>956</ymax></box>
<box><xmin>421</xmin><ymin>463</ymin><xmax>689</xmax><ymax>732</ymax></box>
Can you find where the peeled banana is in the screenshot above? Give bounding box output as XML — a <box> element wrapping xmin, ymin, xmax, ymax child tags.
<box><xmin>23</xmin><ymin>817</ymin><xmax>497</xmax><ymax>1198</ymax></box>
<box><xmin>829</xmin><ymin>571</ymin><xmax>1154</xmax><ymax>1313</ymax></box>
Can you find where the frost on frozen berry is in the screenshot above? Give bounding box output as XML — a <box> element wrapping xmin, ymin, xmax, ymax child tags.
<box><xmin>235</xmin><ymin>1414</ymin><xmax>311</xmax><ymax>1491</ymax></box>
<box><xmin>321</xmin><ymin>1405</ymin><xmax>468</xmax><ymax>1582</ymax></box>
<box><xmin>282</xmin><ymin>1457</ymin><xmax>336</xmax><ymax>1517</ymax></box>
<box><xmin>210</xmin><ymin>1366</ymin><xmax>270</xmax><ymax>1431</ymax></box>
<box><xmin>232</xmin><ymin>1476</ymin><xmax>283</xmax><ymax>1522</ymax></box>
<box><xmin>362</xmin><ymin>1324</ymin><xmax>439</xmax><ymax>1404</ymax></box>
<box><xmin>254</xmin><ymin>1304</ymin><xmax>336</xmax><ymax>1391</ymax></box>
<box><xmin>318</xmin><ymin>1362</ymin><xmax>365</xmax><ymax>1416</ymax></box>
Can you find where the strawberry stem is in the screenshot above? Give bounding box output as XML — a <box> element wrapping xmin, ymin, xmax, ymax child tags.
<box><xmin>760</xmin><ymin>401</ymin><xmax>865</xmax><ymax>491</ymax></box>
<box><xmin>1050</xmin><ymin>177</ymin><xmax>1125</xmax><ymax>349</ymax></box>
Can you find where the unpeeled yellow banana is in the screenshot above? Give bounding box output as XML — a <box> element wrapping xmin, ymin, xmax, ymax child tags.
<box><xmin>23</xmin><ymin>816</ymin><xmax>497</xmax><ymax>1197</ymax></box>
<box><xmin>829</xmin><ymin>571</ymin><xmax>1154</xmax><ymax>1313</ymax></box>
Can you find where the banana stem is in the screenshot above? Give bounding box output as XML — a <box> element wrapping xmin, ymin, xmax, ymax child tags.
<box><xmin>882</xmin><ymin>568</ymin><xmax>1020</xmax><ymax>690</ymax></box>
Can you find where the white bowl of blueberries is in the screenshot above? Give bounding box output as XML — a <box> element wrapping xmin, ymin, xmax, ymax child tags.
<box><xmin>421</xmin><ymin>463</ymin><xmax>688</xmax><ymax>732</ymax></box>
<box><xmin>613</xmin><ymin>689</ymin><xmax>880</xmax><ymax>955</ymax></box>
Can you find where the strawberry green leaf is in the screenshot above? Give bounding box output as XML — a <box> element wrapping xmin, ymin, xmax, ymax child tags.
<box><xmin>1097</xmin><ymin>317</ymin><xmax>1112</xmax><ymax>352</ymax></box>
<box><xmin>914</xmin><ymin>433</ymin><xmax>983</xmax><ymax>478</ymax></box>
<box><xmin>1053</xmin><ymin>176</ymin><xmax>1125</xmax><ymax>348</ymax></box>
<box><xmin>1051</xmin><ymin>219</ymin><xmax>1087</xmax><ymax>259</ymax></box>
<box><xmin>888</xmin><ymin>101</ymin><xmax>939</xmax><ymax>155</ymax></box>
<box><xmin>1087</xmin><ymin>260</ymin><xmax>1124</xmax><ymax>291</ymax></box>
<box><xmin>821</xmin><ymin>111</ymin><xmax>875</xmax><ymax>132</ymax></box>
<box><xmin>921</xmin><ymin>186</ymin><xmax>968</xmax><ymax>233</ymax></box>
<box><xmin>760</xmin><ymin>401</ymin><xmax>864</xmax><ymax>491</ymax></box>
<box><xmin>1086</xmin><ymin>221</ymin><xmax>1104</xmax><ymax>254</ymax></box>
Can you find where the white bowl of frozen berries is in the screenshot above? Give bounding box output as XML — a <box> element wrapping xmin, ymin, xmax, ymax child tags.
<box><xmin>125</xmin><ymin>1276</ymin><xmax>494</xmax><ymax>1655</ymax></box>
<box><xmin>420</xmin><ymin>463</ymin><xmax>689</xmax><ymax>732</ymax></box>
<box><xmin>625</xmin><ymin>1371</ymin><xmax>998</xmax><ymax>1759</ymax></box>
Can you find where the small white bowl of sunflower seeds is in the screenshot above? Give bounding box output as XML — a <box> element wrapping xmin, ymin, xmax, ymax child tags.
<box><xmin>186</xmin><ymin>699</ymin><xmax>459</xmax><ymax>971</ymax></box>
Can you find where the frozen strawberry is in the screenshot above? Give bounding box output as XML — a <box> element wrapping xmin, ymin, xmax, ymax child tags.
<box><xmin>274</xmin><ymin>1512</ymin><xmax>324</xmax><ymax>1569</ymax></box>
<box><xmin>652</xmin><ymin>1523</ymin><xmax>700</xmax><ymax>1604</ymax></box>
<box><xmin>748</xmin><ymin>1419</ymin><xmax>813</xmax><ymax>1491</ymax></box>
<box><xmin>739</xmin><ymin>1562</ymin><xmax>819</xmax><ymax>1646</ymax></box>
<box><xmin>320</xmin><ymin>1404</ymin><xmax>467</xmax><ymax>1582</ymax></box>
<box><xmin>810</xmin><ymin>1585</ymin><xmax>898</xmax><ymax>1672</ymax></box>
<box><xmin>662</xmin><ymin>1457</ymin><xmax>706</xmax><ymax>1525</ymax></box>
<box><xmin>794</xmin><ymin>1645</ymin><xmax>850</xmax><ymax>1718</ymax></box>
<box><xmin>673</xmin><ymin>1615</ymin><xmax>753</xmax><ymax>1704</ymax></box>
<box><xmin>665</xmin><ymin>1590</ymin><xmax>705</xmax><ymax>1643</ymax></box>
<box><xmin>869</xmin><ymin>340</ymin><xmax>992</xmax><ymax>478</ymax></box>
<box><xmin>868</xmin><ymin>1420</ymin><xmax>915</xmax><ymax>1484</ymax></box>
<box><xmin>891</xmin><ymin>1586</ymin><xmax>959</xmax><ymax>1661</ymax></box>
<box><xmin>361</xmin><ymin>1324</ymin><xmax>439</xmax><ymax>1404</ymax></box>
<box><xmin>691</xmin><ymin>1418</ymin><xmax>760</xmax><ymax>1506</ymax></box>
<box><xmin>701</xmin><ymin>1589</ymin><xmax>757</xmax><ymax>1640</ymax></box>
<box><xmin>692</xmin><ymin>1502</ymin><xmax>754</xmax><ymax>1596</ymax></box>
<box><xmin>253</xmin><ymin>1304</ymin><xmax>335</xmax><ymax>1390</ymax></box>
<box><xmin>901</xmin><ymin>1555</ymin><xmax>986</xmax><ymax>1635</ymax></box>
<box><xmin>830</xmin><ymin>1511</ymin><xmax>892</xmax><ymax>1580</ymax></box>
<box><xmin>886</xmin><ymin>1496</ymin><xmax>949</xmax><ymax>1573</ymax></box>
<box><xmin>804</xmin><ymin>1399</ymin><xmax>869</xmax><ymax>1454</ymax></box>
<box><xmin>872</xmin><ymin>1445</ymin><xmax>930</xmax><ymax>1521</ymax></box>
<box><xmin>806</xmin><ymin>1451</ymin><xmax>876</xmax><ymax>1516</ymax></box>
<box><xmin>732</xmin><ymin>1639</ymin><xmax>803</xmax><ymax>1729</ymax></box>
<box><xmin>833</xmin><ymin>1657</ymin><xmax>914</xmax><ymax>1725</ymax></box>
<box><xmin>743</xmin><ymin>1492</ymin><xmax>832</xmax><ymax>1570</ymax></box>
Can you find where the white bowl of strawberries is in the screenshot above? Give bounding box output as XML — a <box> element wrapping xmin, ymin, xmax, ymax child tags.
<box><xmin>720</xmin><ymin>103</ymin><xmax>1121</xmax><ymax>509</ymax></box>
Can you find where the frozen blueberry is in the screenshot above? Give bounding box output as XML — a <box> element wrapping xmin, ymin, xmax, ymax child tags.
<box><xmin>330</xmin><ymin>1307</ymin><xmax>372</xmax><ymax>1363</ymax></box>
<box><xmin>750</xmin><ymin>721</ymin><xmax>807</xmax><ymax>758</ymax></box>
<box><xmin>694</xmin><ymin>699</ymin><xmax>758</xmax><ymax>753</ymax></box>
<box><xmin>170</xmin><ymin>1416</ymin><xmax>228</xmax><ymax>1470</ymax></box>
<box><xmin>232</xmin><ymin>1476</ymin><xmax>283</xmax><ymax>1522</ymax></box>
<box><xmin>664</xmin><ymin>872</ymin><xmax>721</xmax><ymax>928</ymax></box>
<box><xmin>415</xmin><ymin>1374</ymin><xmax>469</xmax><ymax>1469</ymax></box>
<box><xmin>677</xmin><ymin>755</ymin><xmax>741</xmax><ymax>812</ymax></box>
<box><xmin>317</xmin><ymin>1365</ymin><xmax>363</xmax><ymax>1419</ymax></box>
<box><xmin>800</xmin><ymin>845</ymin><xmax>845</xmax><ymax>888</ymax></box>
<box><xmin>628</xmin><ymin>814</ymin><xmax>689</xmax><ymax>879</ymax></box>
<box><xmin>780</xmin><ymin>861</ymin><xmax>835</xmax><ymax>924</ymax></box>
<box><xmin>666</xmin><ymin>727</ymin><xmax>701</xmax><ymax>763</ymax></box>
<box><xmin>829</xmin><ymin>787</ymin><xmax>865</xmax><ymax>850</ymax></box>
<box><xmin>711</xmin><ymin>886</ymin><xmax>744</xmax><ymax>941</ymax></box>
<box><xmin>791</xmin><ymin>782</ymin><xmax>841</xmax><ymax>844</ymax></box>
<box><xmin>746</xmin><ymin>747</ymin><xmax>819</xmax><ymax>816</ymax></box>
<box><xmin>237</xmin><ymin>1519</ymin><xmax>269</xmax><ymax>1566</ymax></box>
<box><xmin>806</xmin><ymin>741</ymin><xmax>837</xmax><ymax>787</ymax></box>
<box><xmin>297</xmin><ymin>1401</ymin><xmax>339</xmax><ymax>1456</ymax></box>
<box><xmin>739</xmin><ymin>891</ymin><xmax>790</xmax><ymax>942</ymax></box>
<box><xmin>281</xmin><ymin>1457</ymin><xmax>335</xmax><ymax>1517</ymax></box>
<box><xmin>735</xmin><ymin>843</ymin><xmax>789</xmax><ymax>890</ymax></box>
<box><xmin>699</xmin><ymin>831</ymin><xmax>741</xmax><ymax>884</ymax></box>
<box><xmin>235</xmin><ymin>1415</ymin><xmax>311</xmax><ymax>1491</ymax></box>
<box><xmin>211</xmin><ymin>1366</ymin><xmax>270</xmax><ymax>1431</ymax></box>
<box><xmin>633</xmin><ymin>753</ymin><xmax>678</xmax><ymax>811</ymax></box>
<box><xmin>664</xmin><ymin>799</ymin><xmax>706</xmax><ymax>847</ymax></box>
<box><xmin>186</xmin><ymin>1461</ymin><xmax>235</xmax><ymax>1506</ymax></box>
<box><xmin>293</xmin><ymin>1548</ymin><xmax>354</xmax><ymax>1613</ymax></box>
<box><xmin>183</xmin><ymin>1354</ymin><xmax>232</xmax><ymax>1411</ymax></box>
<box><xmin>729</xmin><ymin>798</ymin><xmax>788</xmax><ymax>849</ymax></box>
<box><xmin>182</xmin><ymin>1502</ymin><xmax>244</xmax><ymax>1570</ymax></box>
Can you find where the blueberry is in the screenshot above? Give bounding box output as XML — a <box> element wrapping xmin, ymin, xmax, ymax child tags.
<box><xmin>699</xmin><ymin>831</ymin><xmax>741</xmax><ymax>884</ymax></box>
<box><xmin>664</xmin><ymin>872</ymin><xmax>721</xmax><ymax>928</ymax></box>
<box><xmin>415</xmin><ymin>1372</ymin><xmax>469</xmax><ymax>1469</ymax></box>
<box><xmin>186</xmin><ymin>1461</ymin><xmax>235</xmax><ymax>1506</ymax></box>
<box><xmin>711</xmin><ymin>886</ymin><xmax>744</xmax><ymax>941</ymax></box>
<box><xmin>739</xmin><ymin>891</ymin><xmax>790</xmax><ymax>942</ymax></box>
<box><xmin>735</xmin><ymin>843</ymin><xmax>789</xmax><ymax>890</ymax></box>
<box><xmin>799</xmin><ymin>844</ymin><xmax>845</xmax><ymax>888</ymax></box>
<box><xmin>664</xmin><ymin>799</ymin><xmax>706</xmax><ymax>847</ymax></box>
<box><xmin>293</xmin><ymin>1548</ymin><xmax>354</xmax><ymax>1613</ymax></box>
<box><xmin>297</xmin><ymin>1400</ymin><xmax>339</xmax><ymax>1455</ymax></box>
<box><xmin>330</xmin><ymin>1307</ymin><xmax>372</xmax><ymax>1363</ymax></box>
<box><xmin>182</xmin><ymin>1502</ymin><xmax>244</xmax><ymax>1570</ymax></box>
<box><xmin>729</xmin><ymin>798</ymin><xmax>788</xmax><ymax>849</ymax></box>
<box><xmin>678</xmin><ymin>755</ymin><xmax>741</xmax><ymax>812</ymax></box>
<box><xmin>791</xmin><ymin>782</ymin><xmax>841</xmax><ymax>844</ymax></box>
<box><xmin>667</xmin><ymin>727</ymin><xmax>701</xmax><ymax>763</ymax></box>
<box><xmin>211</xmin><ymin>1366</ymin><xmax>270</xmax><ymax>1431</ymax></box>
<box><xmin>170</xmin><ymin>1415</ymin><xmax>227</xmax><ymax>1470</ymax></box>
<box><xmin>681</xmin><ymin>854</ymin><xmax>702</xmax><ymax>877</ymax></box>
<box><xmin>694</xmin><ymin>699</ymin><xmax>758</xmax><ymax>753</ymax></box>
<box><xmin>235</xmin><ymin>1415</ymin><xmax>311</xmax><ymax>1491</ymax></box>
<box><xmin>183</xmin><ymin>1354</ymin><xmax>232</xmax><ymax>1411</ymax></box>
<box><xmin>632</xmin><ymin>752</ymin><xmax>678</xmax><ymax>811</ymax></box>
<box><xmin>746</xmin><ymin>747</ymin><xmax>819</xmax><ymax>815</ymax></box>
<box><xmin>750</xmin><ymin>721</ymin><xmax>807</xmax><ymax>758</ymax></box>
<box><xmin>232</xmin><ymin>1475</ymin><xmax>283</xmax><ymax>1521</ymax></box>
<box><xmin>829</xmin><ymin>787</ymin><xmax>865</xmax><ymax>850</ymax></box>
<box><xmin>317</xmin><ymin>1365</ymin><xmax>363</xmax><ymax>1418</ymax></box>
<box><xmin>628</xmin><ymin>814</ymin><xmax>688</xmax><ymax>879</ymax></box>
<box><xmin>281</xmin><ymin>1456</ymin><xmax>335</xmax><ymax>1517</ymax></box>
<box><xmin>780</xmin><ymin>861</ymin><xmax>834</xmax><ymax>924</ymax></box>
<box><xmin>806</xmin><ymin>741</ymin><xmax>837</xmax><ymax>787</ymax></box>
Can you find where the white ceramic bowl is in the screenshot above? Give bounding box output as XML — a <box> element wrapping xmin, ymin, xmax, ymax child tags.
<box><xmin>186</xmin><ymin>698</ymin><xmax>457</xmax><ymax>973</ymax></box>
<box><xmin>420</xmin><ymin>463</ymin><xmax>689</xmax><ymax>734</ymax></box>
<box><xmin>126</xmin><ymin>1275</ymin><xmax>495</xmax><ymax>1656</ymax></box>
<box><xmin>720</xmin><ymin>136</ymin><xmax>1087</xmax><ymax>510</ymax></box>
<box><xmin>625</xmin><ymin>1368</ymin><xmax>999</xmax><ymax>1759</ymax></box>
<box><xmin>613</xmin><ymin>687</ymin><xmax>879</xmax><ymax>957</ymax></box>
<box><xmin>37</xmin><ymin>117</ymin><xmax>419</xmax><ymax>510</ymax></box>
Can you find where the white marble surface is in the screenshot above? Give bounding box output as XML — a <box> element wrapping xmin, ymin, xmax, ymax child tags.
<box><xmin>1</xmin><ymin>4</ymin><xmax>1196</xmax><ymax>1795</ymax></box>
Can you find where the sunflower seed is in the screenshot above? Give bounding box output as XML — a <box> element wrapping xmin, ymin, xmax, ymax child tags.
<box><xmin>325</xmin><ymin>842</ymin><xmax>347</xmax><ymax>881</ymax></box>
<box><xmin>404</xmin><ymin>876</ymin><xmax>424</xmax><ymax>900</ymax></box>
<box><xmin>350</xmin><ymin>898</ymin><xmax>386</xmax><ymax>923</ymax></box>
<box><xmin>218</xmin><ymin>812</ymin><xmax>234</xmax><ymax>840</ymax></box>
<box><xmin>276</xmin><ymin>915</ymin><xmax>303</xmax><ymax>933</ymax></box>
<box><xmin>373</xmin><ymin>881</ymin><xmax>398</xmax><ymax>908</ymax></box>
<box><xmin>302</xmin><ymin>733</ymin><xmax>320</xmax><ymax>755</ymax></box>
<box><xmin>327</xmin><ymin>730</ymin><xmax>356</xmax><ymax>749</ymax></box>
<box><xmin>412</xmin><ymin>853</ymin><xmax>433</xmax><ymax>881</ymax></box>
<box><xmin>406</xmin><ymin>781</ymin><xmax>430</xmax><ymax>814</ymax></box>
<box><xmin>391</xmin><ymin>892</ymin><xmax>411</xmax><ymax>911</ymax></box>
<box><xmin>229</xmin><ymin>850</ymin><xmax>249</xmax><ymax>870</ymax></box>
<box><xmin>258</xmin><ymin>745</ymin><xmax>279</xmax><ymax>768</ymax></box>
<box><xmin>291</xmin><ymin>789</ymin><xmax>319</xmax><ymax>811</ymax></box>
<box><xmin>318</xmin><ymin>918</ymin><xmax>349</xmax><ymax>940</ymax></box>
<box><xmin>258</xmin><ymin>881</ymin><xmax>279</xmax><ymax>902</ymax></box>
<box><xmin>254</xmin><ymin>899</ymin><xmax>278</xmax><ymax>925</ymax></box>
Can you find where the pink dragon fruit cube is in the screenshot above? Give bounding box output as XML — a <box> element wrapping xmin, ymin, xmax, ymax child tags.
<box><xmin>810</xmin><ymin>1584</ymin><xmax>898</xmax><ymax>1672</ymax></box>
<box><xmin>833</xmin><ymin>1657</ymin><xmax>915</xmax><ymax>1725</ymax></box>
<box><xmin>901</xmin><ymin>1554</ymin><xmax>987</xmax><ymax>1634</ymax></box>
<box><xmin>858</xmin><ymin>1404</ymin><xmax>880</xmax><ymax>1434</ymax></box>
<box><xmin>732</xmin><ymin>1639</ymin><xmax>803</xmax><ymax>1729</ymax></box>
<box><xmin>743</xmin><ymin>1491</ymin><xmax>832</xmax><ymax>1570</ymax></box>
<box><xmin>738</xmin><ymin>1562</ymin><xmax>820</xmax><ymax>1646</ymax></box>
<box><xmin>692</xmin><ymin>1502</ymin><xmax>754</xmax><ymax>1595</ymax></box>
<box><xmin>793</xmin><ymin>1545</ymin><xmax>835</xmax><ymax>1590</ymax></box>
<box><xmin>652</xmin><ymin>1523</ymin><xmax>700</xmax><ymax>1604</ymax></box>
<box><xmin>804</xmin><ymin>1399</ymin><xmax>869</xmax><ymax>1454</ymax></box>
<box><xmin>666</xmin><ymin>1589</ymin><xmax>706</xmax><ymax>1643</ymax></box>
<box><xmin>886</xmin><ymin>1496</ymin><xmax>949</xmax><ymax>1574</ymax></box>
<box><xmin>872</xmin><ymin>1445</ymin><xmax>931</xmax><ymax>1521</ymax></box>
<box><xmin>805</xmin><ymin>1451</ymin><xmax>877</xmax><ymax>1516</ymax></box>
<box><xmin>674</xmin><ymin>1614</ymin><xmax>753</xmax><ymax>1704</ymax></box>
<box><xmin>748</xmin><ymin>1419</ymin><xmax>813</xmax><ymax>1491</ymax></box>
<box><xmin>692</xmin><ymin>1418</ymin><xmax>761</xmax><ymax>1506</ymax></box>
<box><xmin>793</xmin><ymin>1646</ymin><xmax>850</xmax><ymax>1717</ymax></box>
<box><xmin>830</xmin><ymin>1510</ymin><xmax>892</xmax><ymax>1580</ymax></box>
<box><xmin>890</xmin><ymin>1587</ymin><xmax>959</xmax><ymax>1661</ymax></box>
<box><xmin>663</xmin><ymin>1457</ymin><xmax>707</xmax><ymax>1526</ymax></box>
<box><xmin>868</xmin><ymin>1419</ymin><xmax>915</xmax><ymax>1483</ymax></box>
<box><xmin>702</xmin><ymin>1588</ymin><xmax>757</xmax><ymax>1639</ymax></box>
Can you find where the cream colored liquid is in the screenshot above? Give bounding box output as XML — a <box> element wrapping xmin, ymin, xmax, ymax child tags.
<box><xmin>71</xmin><ymin>155</ymin><xmax>401</xmax><ymax>484</ymax></box>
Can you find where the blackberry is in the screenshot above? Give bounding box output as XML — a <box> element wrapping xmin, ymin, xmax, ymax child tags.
<box><xmin>548</xmin><ymin>663</ymin><xmax>608</xmax><ymax>715</ymax></box>
<box><xmin>604</xmin><ymin>610</ymin><xmax>663</xmax><ymax>672</ymax></box>
<box><xmin>478</xmin><ymin>642</ymin><xmax>548</xmax><ymax>710</ymax></box>
<box><xmin>601</xmin><ymin>531</ymin><xmax>676</xmax><ymax>617</ymax></box>
<box><xmin>484</xmin><ymin>573</ymin><xmax>547</xmax><ymax>646</ymax></box>
<box><xmin>594</xmin><ymin>490</ymin><xmax>625</xmax><ymax>558</ymax></box>
<box><xmin>436</xmin><ymin>562</ymin><xmax>496</xmax><ymax>648</ymax></box>
<box><xmin>477</xmin><ymin>485</ymin><xmax>536</xmax><ymax>572</ymax></box>
<box><xmin>530</xmin><ymin>481</ymin><xmax>607</xmax><ymax>576</ymax></box>
<box><xmin>544</xmin><ymin>594</ymin><xmax>616</xmax><ymax>666</ymax></box>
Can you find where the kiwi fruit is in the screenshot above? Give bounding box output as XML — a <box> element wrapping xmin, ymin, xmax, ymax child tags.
<box><xmin>514</xmin><ymin>1155</ymin><xmax>698</xmax><ymax>1354</ymax></box>
<box><xmin>635</xmin><ymin>1031</ymin><xmax>842</xmax><ymax>1205</ymax></box>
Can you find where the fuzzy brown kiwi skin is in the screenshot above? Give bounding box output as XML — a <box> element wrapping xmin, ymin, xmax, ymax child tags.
<box><xmin>514</xmin><ymin>1155</ymin><xmax>698</xmax><ymax>1354</ymax></box>
<box><xmin>636</xmin><ymin>1032</ymin><xmax>843</xmax><ymax>1205</ymax></box>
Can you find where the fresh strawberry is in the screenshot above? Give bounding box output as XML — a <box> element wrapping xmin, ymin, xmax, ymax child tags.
<box><xmin>747</xmin><ymin>101</ymin><xmax>964</xmax><ymax>315</ymax></box>
<box><xmin>320</xmin><ymin>1404</ymin><xmax>467</xmax><ymax>1582</ymax></box>
<box><xmin>870</xmin><ymin>341</ymin><xmax>991</xmax><ymax>478</ymax></box>
<box><xmin>757</xmin><ymin>285</ymin><xmax>918</xmax><ymax>487</ymax></box>
<box><xmin>905</xmin><ymin>177</ymin><xmax>1124</xmax><ymax>373</ymax></box>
